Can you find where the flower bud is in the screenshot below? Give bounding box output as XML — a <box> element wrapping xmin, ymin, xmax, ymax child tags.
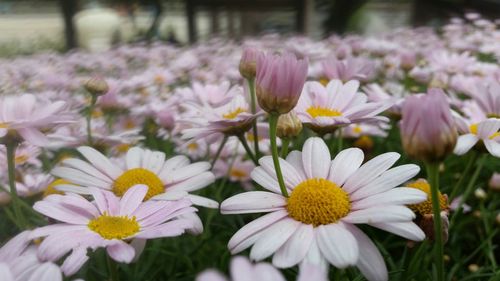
<box><xmin>488</xmin><ymin>173</ymin><xmax>500</xmax><ymax>191</ymax></box>
<box><xmin>277</xmin><ymin>111</ymin><xmax>302</xmax><ymax>138</ymax></box>
<box><xmin>239</xmin><ymin>47</ymin><xmax>260</xmax><ymax>80</ymax></box>
<box><xmin>474</xmin><ymin>188</ymin><xmax>487</xmax><ymax>200</ymax></box>
<box><xmin>256</xmin><ymin>52</ymin><xmax>308</xmax><ymax>114</ymax></box>
<box><xmin>400</xmin><ymin>89</ymin><xmax>457</xmax><ymax>162</ymax></box>
<box><xmin>84</xmin><ymin>76</ymin><xmax>109</xmax><ymax>96</ymax></box>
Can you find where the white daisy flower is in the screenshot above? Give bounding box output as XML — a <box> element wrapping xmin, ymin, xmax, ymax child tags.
<box><xmin>221</xmin><ymin>137</ymin><xmax>426</xmax><ymax>281</ymax></box>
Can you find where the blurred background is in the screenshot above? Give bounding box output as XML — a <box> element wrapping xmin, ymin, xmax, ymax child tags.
<box><xmin>0</xmin><ymin>0</ymin><xmax>499</xmax><ymax>56</ymax></box>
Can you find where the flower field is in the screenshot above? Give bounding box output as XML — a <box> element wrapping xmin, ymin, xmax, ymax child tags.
<box><xmin>0</xmin><ymin>14</ymin><xmax>499</xmax><ymax>281</ymax></box>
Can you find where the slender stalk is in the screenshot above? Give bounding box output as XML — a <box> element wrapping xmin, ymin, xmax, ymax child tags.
<box><xmin>86</xmin><ymin>95</ymin><xmax>97</xmax><ymax>145</ymax></box>
<box><xmin>280</xmin><ymin>138</ymin><xmax>290</xmax><ymax>158</ymax></box>
<box><xmin>426</xmin><ymin>162</ymin><xmax>444</xmax><ymax>281</ymax></box>
<box><xmin>237</xmin><ymin>134</ymin><xmax>258</xmax><ymax>165</ymax></box>
<box><xmin>449</xmin><ymin>151</ymin><xmax>477</xmax><ymax>200</ymax></box>
<box><xmin>210</xmin><ymin>135</ymin><xmax>228</xmax><ymax>168</ymax></box>
<box><xmin>449</xmin><ymin>154</ymin><xmax>487</xmax><ymax>228</ymax></box>
<box><xmin>107</xmin><ymin>255</ymin><xmax>120</xmax><ymax>281</ymax></box>
<box><xmin>480</xmin><ymin>201</ymin><xmax>497</xmax><ymax>268</ymax></box>
<box><xmin>247</xmin><ymin>78</ymin><xmax>261</xmax><ymax>158</ymax></box>
<box><xmin>337</xmin><ymin>130</ymin><xmax>343</xmax><ymax>153</ymax></box>
<box><xmin>269</xmin><ymin>113</ymin><xmax>288</xmax><ymax>197</ymax></box>
<box><xmin>6</xmin><ymin>142</ymin><xmax>28</xmax><ymax>229</ymax></box>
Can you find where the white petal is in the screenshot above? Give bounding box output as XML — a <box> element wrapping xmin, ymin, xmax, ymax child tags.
<box><xmin>126</xmin><ymin>147</ymin><xmax>143</xmax><ymax>169</ymax></box>
<box><xmin>167</xmin><ymin>172</ymin><xmax>215</xmax><ymax>192</ymax></box>
<box><xmin>273</xmin><ymin>224</ymin><xmax>314</xmax><ymax>268</ymax></box>
<box><xmin>328</xmin><ymin>148</ymin><xmax>364</xmax><ymax>186</ymax></box>
<box><xmin>259</xmin><ymin>156</ymin><xmax>303</xmax><ymax>190</ymax></box>
<box><xmin>316</xmin><ymin>222</ymin><xmax>359</xmax><ymax>268</ymax></box>
<box><xmin>349</xmin><ymin>164</ymin><xmax>420</xmax><ymax>201</ymax></box>
<box><xmin>302</xmin><ymin>137</ymin><xmax>331</xmax><ymax>179</ymax></box>
<box><xmin>107</xmin><ymin>241</ymin><xmax>135</xmax><ymax>263</ymax></box>
<box><xmin>484</xmin><ymin>140</ymin><xmax>500</xmax><ymax>157</ymax></box>
<box><xmin>453</xmin><ymin>134</ymin><xmax>478</xmax><ymax>155</ymax></box>
<box><xmin>186</xmin><ymin>194</ymin><xmax>219</xmax><ymax>208</ymax></box>
<box><xmin>369</xmin><ymin>221</ymin><xmax>425</xmax><ymax>241</ymax></box>
<box><xmin>251</xmin><ymin>167</ymin><xmax>281</xmax><ymax>193</ymax></box>
<box><xmin>342</xmin><ymin>205</ymin><xmax>415</xmax><ymax>224</ymax></box>
<box><xmin>250</xmin><ymin>218</ymin><xmax>301</xmax><ymax>261</ymax></box>
<box><xmin>77</xmin><ymin>146</ymin><xmax>122</xmax><ymax>179</ymax></box>
<box><xmin>221</xmin><ymin>191</ymin><xmax>286</xmax><ymax>214</ymax></box>
<box><xmin>285</xmin><ymin>151</ymin><xmax>307</xmax><ymax>179</ymax></box>
<box><xmin>352</xmin><ymin>188</ymin><xmax>427</xmax><ymax>210</ymax></box>
<box><xmin>345</xmin><ymin>224</ymin><xmax>388</xmax><ymax>281</ymax></box>
<box><xmin>343</xmin><ymin>152</ymin><xmax>400</xmax><ymax>193</ymax></box>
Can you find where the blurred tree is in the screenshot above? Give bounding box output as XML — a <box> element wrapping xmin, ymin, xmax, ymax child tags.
<box><xmin>322</xmin><ymin>0</ymin><xmax>369</xmax><ymax>35</ymax></box>
<box><xmin>60</xmin><ymin>0</ymin><xmax>79</xmax><ymax>50</ymax></box>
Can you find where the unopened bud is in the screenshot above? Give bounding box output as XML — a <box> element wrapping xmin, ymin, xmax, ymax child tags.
<box><xmin>239</xmin><ymin>47</ymin><xmax>260</xmax><ymax>80</ymax></box>
<box><xmin>474</xmin><ymin>188</ymin><xmax>487</xmax><ymax>200</ymax></box>
<box><xmin>488</xmin><ymin>173</ymin><xmax>500</xmax><ymax>191</ymax></box>
<box><xmin>277</xmin><ymin>111</ymin><xmax>303</xmax><ymax>138</ymax></box>
<box><xmin>84</xmin><ymin>76</ymin><xmax>109</xmax><ymax>96</ymax></box>
<box><xmin>468</xmin><ymin>264</ymin><xmax>479</xmax><ymax>273</ymax></box>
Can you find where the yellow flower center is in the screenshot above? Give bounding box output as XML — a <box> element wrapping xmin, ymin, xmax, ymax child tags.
<box><xmin>125</xmin><ymin>119</ymin><xmax>136</xmax><ymax>130</ymax></box>
<box><xmin>306</xmin><ymin>106</ymin><xmax>342</xmax><ymax>118</ymax></box>
<box><xmin>88</xmin><ymin>213</ymin><xmax>140</xmax><ymax>240</ymax></box>
<box><xmin>487</xmin><ymin>114</ymin><xmax>500</xmax><ymax>118</ymax></box>
<box><xmin>187</xmin><ymin>143</ymin><xmax>198</xmax><ymax>151</ymax></box>
<box><xmin>353</xmin><ymin>126</ymin><xmax>363</xmax><ymax>134</ymax></box>
<box><xmin>116</xmin><ymin>144</ymin><xmax>131</xmax><ymax>154</ymax></box>
<box><xmin>222</xmin><ymin>107</ymin><xmax>247</xmax><ymax>120</ymax></box>
<box><xmin>319</xmin><ymin>77</ymin><xmax>329</xmax><ymax>86</ymax></box>
<box><xmin>0</xmin><ymin>123</ymin><xmax>9</xmax><ymax>129</ymax></box>
<box><xmin>287</xmin><ymin>178</ymin><xmax>351</xmax><ymax>226</ymax></box>
<box><xmin>407</xmin><ymin>179</ymin><xmax>447</xmax><ymax>215</ymax></box>
<box><xmin>43</xmin><ymin>179</ymin><xmax>68</xmax><ymax>198</ymax></box>
<box><xmin>230</xmin><ymin>168</ymin><xmax>247</xmax><ymax>179</ymax></box>
<box><xmin>113</xmin><ymin>168</ymin><xmax>164</xmax><ymax>200</ymax></box>
<box><xmin>469</xmin><ymin>123</ymin><xmax>478</xmax><ymax>135</ymax></box>
<box><xmin>15</xmin><ymin>154</ymin><xmax>29</xmax><ymax>165</ymax></box>
<box><xmin>246</xmin><ymin>133</ymin><xmax>262</xmax><ymax>143</ymax></box>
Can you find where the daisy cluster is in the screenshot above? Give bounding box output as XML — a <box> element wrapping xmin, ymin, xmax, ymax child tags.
<box><xmin>0</xmin><ymin>13</ymin><xmax>499</xmax><ymax>281</ymax></box>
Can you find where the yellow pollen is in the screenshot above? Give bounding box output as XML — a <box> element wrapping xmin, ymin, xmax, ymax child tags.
<box><xmin>187</xmin><ymin>143</ymin><xmax>198</xmax><ymax>151</ymax></box>
<box><xmin>230</xmin><ymin>168</ymin><xmax>247</xmax><ymax>179</ymax></box>
<box><xmin>222</xmin><ymin>107</ymin><xmax>247</xmax><ymax>119</ymax></box>
<box><xmin>88</xmin><ymin>213</ymin><xmax>140</xmax><ymax>240</ymax></box>
<box><xmin>407</xmin><ymin>179</ymin><xmax>448</xmax><ymax>215</ymax></box>
<box><xmin>15</xmin><ymin>154</ymin><xmax>29</xmax><ymax>165</ymax></box>
<box><xmin>43</xmin><ymin>179</ymin><xmax>68</xmax><ymax>198</ymax></box>
<box><xmin>353</xmin><ymin>126</ymin><xmax>363</xmax><ymax>134</ymax></box>
<box><xmin>306</xmin><ymin>106</ymin><xmax>342</xmax><ymax>118</ymax></box>
<box><xmin>319</xmin><ymin>77</ymin><xmax>329</xmax><ymax>86</ymax></box>
<box><xmin>113</xmin><ymin>168</ymin><xmax>164</xmax><ymax>200</ymax></box>
<box><xmin>287</xmin><ymin>178</ymin><xmax>350</xmax><ymax>226</ymax></box>
<box><xmin>116</xmin><ymin>144</ymin><xmax>131</xmax><ymax>154</ymax></box>
<box><xmin>469</xmin><ymin>123</ymin><xmax>478</xmax><ymax>135</ymax></box>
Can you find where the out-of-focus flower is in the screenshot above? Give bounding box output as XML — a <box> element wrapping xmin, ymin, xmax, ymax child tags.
<box><xmin>400</xmin><ymin>89</ymin><xmax>458</xmax><ymax>162</ymax></box>
<box><xmin>196</xmin><ymin>256</ymin><xmax>327</xmax><ymax>281</ymax></box>
<box><xmin>221</xmin><ymin>137</ymin><xmax>425</xmax><ymax>281</ymax></box>
<box><xmin>277</xmin><ymin>111</ymin><xmax>303</xmax><ymax>138</ymax></box>
<box><xmin>453</xmin><ymin>118</ymin><xmax>500</xmax><ymax>157</ymax></box>
<box><xmin>30</xmin><ymin>185</ymin><xmax>196</xmax><ymax>276</ymax></box>
<box><xmin>488</xmin><ymin>173</ymin><xmax>500</xmax><ymax>191</ymax></box>
<box><xmin>51</xmin><ymin>146</ymin><xmax>217</xmax><ymax>234</ymax></box>
<box><xmin>295</xmin><ymin>80</ymin><xmax>391</xmax><ymax>135</ymax></box>
<box><xmin>0</xmin><ymin>231</ymin><xmax>63</xmax><ymax>281</ymax></box>
<box><xmin>322</xmin><ymin>56</ymin><xmax>375</xmax><ymax>82</ymax></box>
<box><xmin>239</xmin><ymin>47</ymin><xmax>260</xmax><ymax>79</ymax></box>
<box><xmin>407</xmin><ymin>179</ymin><xmax>449</xmax><ymax>243</ymax></box>
<box><xmin>256</xmin><ymin>52</ymin><xmax>308</xmax><ymax>114</ymax></box>
<box><xmin>0</xmin><ymin>94</ymin><xmax>74</xmax><ymax>146</ymax></box>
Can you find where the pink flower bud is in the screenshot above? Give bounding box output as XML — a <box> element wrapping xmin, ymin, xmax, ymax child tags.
<box><xmin>400</xmin><ymin>88</ymin><xmax>457</xmax><ymax>162</ymax></box>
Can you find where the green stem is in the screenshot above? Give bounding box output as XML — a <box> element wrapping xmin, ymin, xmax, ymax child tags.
<box><xmin>449</xmin><ymin>154</ymin><xmax>487</xmax><ymax>229</ymax></box>
<box><xmin>449</xmin><ymin>151</ymin><xmax>477</xmax><ymax>200</ymax></box>
<box><xmin>86</xmin><ymin>95</ymin><xmax>97</xmax><ymax>145</ymax></box>
<box><xmin>280</xmin><ymin>138</ymin><xmax>290</xmax><ymax>158</ymax></box>
<box><xmin>6</xmin><ymin>142</ymin><xmax>28</xmax><ymax>229</ymax></box>
<box><xmin>210</xmin><ymin>135</ymin><xmax>228</xmax><ymax>168</ymax></box>
<box><xmin>237</xmin><ymin>134</ymin><xmax>258</xmax><ymax>166</ymax></box>
<box><xmin>480</xmin><ymin>201</ymin><xmax>497</xmax><ymax>268</ymax></box>
<box><xmin>247</xmin><ymin>78</ymin><xmax>261</xmax><ymax>159</ymax></box>
<box><xmin>426</xmin><ymin>162</ymin><xmax>444</xmax><ymax>281</ymax></box>
<box><xmin>337</xmin><ymin>130</ymin><xmax>343</xmax><ymax>153</ymax></box>
<box><xmin>269</xmin><ymin>113</ymin><xmax>288</xmax><ymax>197</ymax></box>
<box><xmin>107</xmin><ymin>255</ymin><xmax>119</xmax><ymax>281</ymax></box>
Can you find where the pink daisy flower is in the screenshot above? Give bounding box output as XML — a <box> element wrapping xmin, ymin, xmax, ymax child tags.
<box><xmin>453</xmin><ymin>118</ymin><xmax>500</xmax><ymax>157</ymax></box>
<box><xmin>221</xmin><ymin>137</ymin><xmax>426</xmax><ymax>281</ymax></box>
<box><xmin>30</xmin><ymin>185</ymin><xmax>196</xmax><ymax>276</ymax></box>
<box><xmin>0</xmin><ymin>94</ymin><xmax>74</xmax><ymax>146</ymax></box>
<box><xmin>295</xmin><ymin>80</ymin><xmax>392</xmax><ymax>135</ymax></box>
<box><xmin>0</xmin><ymin>231</ymin><xmax>63</xmax><ymax>281</ymax></box>
<box><xmin>196</xmin><ymin>256</ymin><xmax>326</xmax><ymax>281</ymax></box>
